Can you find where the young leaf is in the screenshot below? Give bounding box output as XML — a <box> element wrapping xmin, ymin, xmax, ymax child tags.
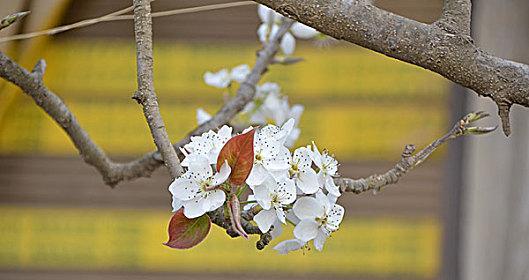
<box><xmin>164</xmin><ymin>209</ymin><xmax>211</xmax><ymax>249</ymax></box>
<box><xmin>216</xmin><ymin>129</ymin><xmax>255</xmax><ymax>185</ymax></box>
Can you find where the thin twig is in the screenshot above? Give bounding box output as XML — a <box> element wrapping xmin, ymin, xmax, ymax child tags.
<box><xmin>132</xmin><ymin>0</ymin><xmax>183</xmax><ymax>179</ymax></box>
<box><xmin>0</xmin><ymin>1</ymin><xmax>255</xmax><ymax>44</ymax></box>
<box><xmin>0</xmin><ymin>18</ymin><xmax>292</xmax><ymax>186</ymax></box>
<box><xmin>335</xmin><ymin>111</ymin><xmax>496</xmax><ymax>194</ymax></box>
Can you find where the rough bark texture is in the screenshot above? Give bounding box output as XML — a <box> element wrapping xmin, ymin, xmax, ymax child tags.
<box><xmin>254</xmin><ymin>0</ymin><xmax>529</xmax><ymax>135</ymax></box>
<box><xmin>132</xmin><ymin>0</ymin><xmax>183</xmax><ymax>179</ymax></box>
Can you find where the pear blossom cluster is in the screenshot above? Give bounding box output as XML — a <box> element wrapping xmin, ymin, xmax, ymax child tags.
<box><xmin>168</xmin><ymin>5</ymin><xmax>343</xmax><ymax>254</ymax></box>
<box><xmin>257</xmin><ymin>5</ymin><xmax>319</xmax><ymax>55</ymax></box>
<box><xmin>168</xmin><ymin>119</ymin><xmax>345</xmax><ymax>254</ymax></box>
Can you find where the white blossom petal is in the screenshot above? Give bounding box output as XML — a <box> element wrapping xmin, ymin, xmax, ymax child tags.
<box><xmin>187</xmin><ymin>155</ymin><xmax>213</xmax><ymax>180</ymax></box>
<box><xmin>203</xmin><ymin>189</ymin><xmax>226</xmax><ymax>212</ymax></box>
<box><xmin>212</xmin><ymin>161</ymin><xmax>231</xmax><ymax>186</ymax></box>
<box><xmin>296</xmin><ymin>168</ymin><xmax>320</xmax><ymax>194</ymax></box>
<box><xmin>325</xmin><ymin>176</ymin><xmax>341</xmax><ymax>197</ymax></box>
<box><xmin>313</xmin><ymin>230</ymin><xmax>329</xmax><ymax>251</ymax></box>
<box><xmin>275</xmin><ymin>206</ymin><xmax>286</xmax><ymax>224</ymax></box>
<box><xmin>171</xmin><ymin>196</ymin><xmax>183</xmax><ymax>212</ymax></box>
<box><xmin>280</xmin><ymin>32</ymin><xmax>296</xmax><ymax>55</ymax></box>
<box><xmin>183</xmin><ymin>197</ymin><xmax>207</xmax><ymax>218</ymax></box>
<box><xmin>274</xmin><ymin>177</ymin><xmax>296</xmax><ymax>205</ymax></box>
<box><xmin>230</xmin><ymin>64</ymin><xmax>250</xmax><ymax>83</ymax></box>
<box><xmin>204</xmin><ymin>69</ymin><xmax>231</xmax><ymax>88</ymax></box>
<box><xmin>169</xmin><ymin>177</ymin><xmax>199</xmax><ymax>201</ymax></box>
<box><xmin>196</xmin><ymin>108</ymin><xmax>212</xmax><ymax>125</ymax></box>
<box><xmin>293</xmin><ymin>219</ymin><xmax>319</xmax><ymax>242</ymax></box>
<box><xmin>290</xmin><ymin>22</ymin><xmax>319</xmax><ymax>39</ymax></box>
<box><xmin>326</xmin><ymin>204</ymin><xmax>345</xmax><ymax>231</ymax></box>
<box><xmin>315</xmin><ymin>190</ymin><xmax>331</xmax><ymax>212</ymax></box>
<box><xmin>253</xmin><ymin>184</ymin><xmax>272</xmax><ymax>210</ymax></box>
<box><xmin>310</xmin><ymin>141</ymin><xmax>323</xmax><ymax>168</ymax></box>
<box><xmin>274</xmin><ymin>239</ymin><xmax>305</xmax><ymax>255</ymax></box>
<box><xmin>254</xmin><ymin>209</ymin><xmax>277</xmax><ymax>233</ymax></box>
<box><xmin>246</xmin><ymin>164</ymin><xmax>269</xmax><ymax>186</ymax></box>
<box><xmin>293</xmin><ymin>146</ymin><xmax>313</xmax><ymax>170</ymax></box>
<box><xmin>257</xmin><ymin>23</ymin><xmax>269</xmax><ymax>43</ymax></box>
<box><xmin>293</xmin><ymin>196</ymin><xmax>324</xmax><ymax>220</ymax></box>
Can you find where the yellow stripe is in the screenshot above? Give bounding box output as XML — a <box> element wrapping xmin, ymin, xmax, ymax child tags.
<box><xmin>0</xmin><ymin>40</ymin><xmax>448</xmax><ymax>160</ymax></box>
<box><xmin>0</xmin><ymin>206</ymin><xmax>439</xmax><ymax>277</ymax></box>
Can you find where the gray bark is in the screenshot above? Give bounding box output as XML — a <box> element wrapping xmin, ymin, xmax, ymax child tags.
<box><xmin>254</xmin><ymin>0</ymin><xmax>529</xmax><ymax>135</ymax></box>
<box><xmin>132</xmin><ymin>0</ymin><xmax>183</xmax><ymax>178</ymax></box>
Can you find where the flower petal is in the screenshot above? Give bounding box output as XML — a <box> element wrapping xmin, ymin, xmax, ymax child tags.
<box><xmin>203</xmin><ymin>189</ymin><xmax>226</xmax><ymax>212</ymax></box>
<box><xmin>296</xmin><ymin>168</ymin><xmax>320</xmax><ymax>194</ymax></box>
<box><xmin>212</xmin><ymin>161</ymin><xmax>231</xmax><ymax>186</ymax></box>
<box><xmin>196</xmin><ymin>108</ymin><xmax>212</xmax><ymax>125</ymax></box>
<box><xmin>254</xmin><ymin>209</ymin><xmax>277</xmax><ymax>233</ymax></box>
<box><xmin>275</xmin><ymin>206</ymin><xmax>286</xmax><ymax>224</ymax></box>
<box><xmin>273</xmin><ymin>239</ymin><xmax>305</xmax><ymax>255</ymax></box>
<box><xmin>293</xmin><ymin>146</ymin><xmax>313</xmax><ymax>170</ymax></box>
<box><xmin>204</xmin><ymin>69</ymin><xmax>230</xmax><ymax>88</ymax></box>
<box><xmin>280</xmin><ymin>32</ymin><xmax>296</xmax><ymax>55</ymax></box>
<box><xmin>171</xmin><ymin>196</ymin><xmax>183</xmax><ymax>212</ymax></box>
<box><xmin>325</xmin><ymin>176</ymin><xmax>341</xmax><ymax>197</ymax></box>
<box><xmin>169</xmin><ymin>177</ymin><xmax>199</xmax><ymax>201</ymax></box>
<box><xmin>290</xmin><ymin>22</ymin><xmax>319</xmax><ymax>39</ymax></box>
<box><xmin>326</xmin><ymin>204</ymin><xmax>345</xmax><ymax>231</ymax></box>
<box><xmin>293</xmin><ymin>219</ymin><xmax>319</xmax><ymax>242</ymax></box>
<box><xmin>275</xmin><ymin>177</ymin><xmax>296</xmax><ymax>205</ymax></box>
<box><xmin>253</xmin><ymin>184</ymin><xmax>272</xmax><ymax>210</ymax></box>
<box><xmin>183</xmin><ymin>197</ymin><xmax>207</xmax><ymax>218</ymax></box>
<box><xmin>313</xmin><ymin>230</ymin><xmax>329</xmax><ymax>251</ymax></box>
<box><xmin>230</xmin><ymin>64</ymin><xmax>250</xmax><ymax>83</ymax></box>
<box><xmin>187</xmin><ymin>154</ymin><xmax>213</xmax><ymax>179</ymax></box>
<box><xmin>246</xmin><ymin>164</ymin><xmax>269</xmax><ymax>186</ymax></box>
<box><xmin>293</xmin><ymin>196</ymin><xmax>324</xmax><ymax>220</ymax></box>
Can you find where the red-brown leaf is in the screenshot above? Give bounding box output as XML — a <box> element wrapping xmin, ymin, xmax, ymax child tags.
<box><xmin>164</xmin><ymin>209</ymin><xmax>211</xmax><ymax>249</ymax></box>
<box><xmin>216</xmin><ymin>129</ymin><xmax>255</xmax><ymax>185</ymax></box>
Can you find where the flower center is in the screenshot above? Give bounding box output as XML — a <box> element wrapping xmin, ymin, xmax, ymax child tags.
<box><xmin>315</xmin><ymin>214</ymin><xmax>328</xmax><ymax>227</ymax></box>
<box><xmin>200</xmin><ymin>179</ymin><xmax>213</xmax><ymax>193</ymax></box>
<box><xmin>255</xmin><ymin>152</ymin><xmax>263</xmax><ymax>162</ymax></box>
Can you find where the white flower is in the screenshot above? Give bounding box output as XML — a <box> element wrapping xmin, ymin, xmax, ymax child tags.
<box><xmin>244</xmin><ymin>86</ymin><xmax>304</xmax><ymax>147</ymax></box>
<box><xmin>171</xmin><ymin>196</ymin><xmax>183</xmax><ymax>212</ymax></box>
<box><xmin>257</xmin><ymin>5</ymin><xmax>319</xmax><ymax>55</ymax></box>
<box><xmin>292</xmin><ymin>191</ymin><xmax>345</xmax><ymax>251</ymax></box>
<box><xmin>273</xmin><ymin>239</ymin><xmax>306</xmax><ymax>255</ymax></box>
<box><xmin>253</xmin><ymin>176</ymin><xmax>296</xmax><ymax>233</ymax></box>
<box><xmin>169</xmin><ymin>155</ymin><xmax>231</xmax><ymax>218</ymax></box>
<box><xmin>204</xmin><ymin>68</ymin><xmax>231</xmax><ymax>88</ymax></box>
<box><xmin>245</xmin><ymin>125</ymin><xmax>291</xmax><ymax>186</ymax></box>
<box><xmin>204</xmin><ymin>64</ymin><xmax>250</xmax><ymax>88</ymax></box>
<box><xmin>196</xmin><ymin>108</ymin><xmax>212</xmax><ymax>125</ymax></box>
<box><xmin>259</xmin><ymin>118</ymin><xmax>295</xmax><ymax>145</ymax></box>
<box><xmin>230</xmin><ymin>64</ymin><xmax>251</xmax><ymax>83</ymax></box>
<box><xmin>181</xmin><ymin>125</ymin><xmax>233</xmax><ymax>166</ymax></box>
<box><xmin>290</xmin><ymin>146</ymin><xmax>319</xmax><ymax>194</ymax></box>
<box><xmin>311</xmin><ymin>142</ymin><xmax>341</xmax><ymax>197</ymax></box>
<box><xmin>290</xmin><ymin>22</ymin><xmax>319</xmax><ymax>39</ymax></box>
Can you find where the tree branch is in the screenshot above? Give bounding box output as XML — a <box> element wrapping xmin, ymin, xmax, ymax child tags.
<box><xmin>335</xmin><ymin>111</ymin><xmax>496</xmax><ymax>194</ymax></box>
<box><xmin>132</xmin><ymin>0</ymin><xmax>183</xmax><ymax>179</ymax></box>
<box><xmin>0</xmin><ymin>20</ymin><xmax>292</xmax><ymax>186</ymax></box>
<box><xmin>437</xmin><ymin>0</ymin><xmax>472</xmax><ymax>35</ymax></box>
<box><xmin>254</xmin><ymin>0</ymin><xmax>529</xmax><ymax>136</ymax></box>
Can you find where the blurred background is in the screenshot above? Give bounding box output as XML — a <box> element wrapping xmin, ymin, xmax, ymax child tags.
<box><xmin>0</xmin><ymin>1</ymin><xmax>527</xmax><ymax>280</ymax></box>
